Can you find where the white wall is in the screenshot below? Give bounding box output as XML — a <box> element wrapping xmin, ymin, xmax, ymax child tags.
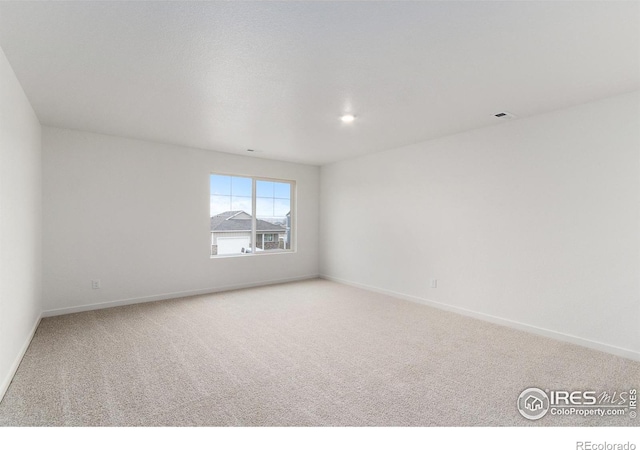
<box><xmin>320</xmin><ymin>91</ymin><xmax>640</xmax><ymax>359</ymax></box>
<box><xmin>42</xmin><ymin>127</ymin><xmax>319</xmax><ymax>313</ymax></box>
<box><xmin>0</xmin><ymin>46</ymin><xmax>42</xmax><ymax>398</ymax></box>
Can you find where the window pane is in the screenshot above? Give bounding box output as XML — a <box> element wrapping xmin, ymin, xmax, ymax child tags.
<box><xmin>274</xmin><ymin>182</ymin><xmax>290</xmax><ymax>199</ymax></box>
<box><xmin>210</xmin><ymin>195</ymin><xmax>231</xmax><ymax>216</ymax></box>
<box><xmin>210</xmin><ymin>174</ymin><xmax>251</xmax><ymax>256</ymax></box>
<box><xmin>256</xmin><ymin>197</ymin><xmax>273</xmax><ymax>217</ymax></box>
<box><xmin>231</xmin><ymin>196</ymin><xmax>252</xmax><ymax>213</ymax></box>
<box><xmin>256</xmin><ymin>180</ymin><xmax>274</xmax><ymax>198</ymax></box>
<box><xmin>274</xmin><ymin>198</ymin><xmax>290</xmax><ymax>217</ymax></box>
<box><xmin>256</xmin><ymin>180</ymin><xmax>292</xmax><ymax>252</ymax></box>
<box><xmin>210</xmin><ymin>175</ymin><xmax>231</xmax><ymax>196</ymax></box>
<box><xmin>231</xmin><ymin>176</ymin><xmax>252</xmax><ymax>197</ymax></box>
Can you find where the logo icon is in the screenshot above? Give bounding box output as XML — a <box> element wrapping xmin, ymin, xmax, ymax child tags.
<box><xmin>518</xmin><ymin>388</ymin><xmax>550</xmax><ymax>420</ymax></box>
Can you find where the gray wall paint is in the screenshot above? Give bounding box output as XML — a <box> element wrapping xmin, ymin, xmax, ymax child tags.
<box><xmin>42</xmin><ymin>127</ymin><xmax>320</xmax><ymax>313</ymax></box>
<box><xmin>0</xmin><ymin>46</ymin><xmax>42</xmax><ymax>397</ymax></box>
<box><xmin>320</xmin><ymin>91</ymin><xmax>640</xmax><ymax>358</ymax></box>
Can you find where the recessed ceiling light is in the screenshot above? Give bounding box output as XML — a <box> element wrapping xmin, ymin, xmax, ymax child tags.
<box><xmin>340</xmin><ymin>114</ymin><xmax>356</xmax><ymax>123</ymax></box>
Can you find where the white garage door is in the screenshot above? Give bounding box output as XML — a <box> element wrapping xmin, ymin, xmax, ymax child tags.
<box><xmin>217</xmin><ymin>236</ymin><xmax>250</xmax><ymax>255</ymax></box>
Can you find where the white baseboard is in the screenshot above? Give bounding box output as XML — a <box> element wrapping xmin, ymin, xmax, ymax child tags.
<box><xmin>0</xmin><ymin>312</ymin><xmax>42</xmax><ymax>403</ymax></box>
<box><xmin>42</xmin><ymin>274</ymin><xmax>319</xmax><ymax>318</ymax></box>
<box><xmin>320</xmin><ymin>274</ymin><xmax>640</xmax><ymax>362</ymax></box>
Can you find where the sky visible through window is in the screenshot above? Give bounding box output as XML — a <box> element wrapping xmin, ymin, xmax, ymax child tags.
<box><xmin>210</xmin><ymin>175</ymin><xmax>252</xmax><ymax>215</ymax></box>
<box><xmin>210</xmin><ymin>175</ymin><xmax>291</xmax><ymax>223</ymax></box>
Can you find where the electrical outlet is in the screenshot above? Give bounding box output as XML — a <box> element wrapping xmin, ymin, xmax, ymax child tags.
<box><xmin>91</xmin><ymin>280</ymin><xmax>101</xmax><ymax>289</ymax></box>
<box><xmin>430</xmin><ymin>279</ymin><xmax>437</xmax><ymax>288</ymax></box>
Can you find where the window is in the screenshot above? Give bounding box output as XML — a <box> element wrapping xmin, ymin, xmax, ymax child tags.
<box><xmin>210</xmin><ymin>174</ymin><xmax>294</xmax><ymax>257</ymax></box>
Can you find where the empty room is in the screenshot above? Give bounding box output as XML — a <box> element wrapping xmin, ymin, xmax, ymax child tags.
<box><xmin>0</xmin><ymin>0</ymin><xmax>638</xmax><ymax>444</ymax></box>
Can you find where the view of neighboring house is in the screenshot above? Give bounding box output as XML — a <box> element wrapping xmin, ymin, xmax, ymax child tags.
<box><xmin>211</xmin><ymin>211</ymin><xmax>287</xmax><ymax>256</ymax></box>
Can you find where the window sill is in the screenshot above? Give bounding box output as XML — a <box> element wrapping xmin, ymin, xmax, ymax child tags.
<box><xmin>210</xmin><ymin>250</ymin><xmax>296</xmax><ymax>259</ymax></box>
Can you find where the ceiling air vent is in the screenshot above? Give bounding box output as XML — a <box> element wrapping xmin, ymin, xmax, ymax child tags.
<box><xmin>494</xmin><ymin>111</ymin><xmax>517</xmax><ymax>119</ymax></box>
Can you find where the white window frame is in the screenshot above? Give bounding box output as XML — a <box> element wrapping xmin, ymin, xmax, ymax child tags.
<box><xmin>210</xmin><ymin>173</ymin><xmax>295</xmax><ymax>258</ymax></box>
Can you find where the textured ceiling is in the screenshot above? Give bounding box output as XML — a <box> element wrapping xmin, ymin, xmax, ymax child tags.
<box><xmin>0</xmin><ymin>1</ymin><xmax>638</xmax><ymax>165</ymax></box>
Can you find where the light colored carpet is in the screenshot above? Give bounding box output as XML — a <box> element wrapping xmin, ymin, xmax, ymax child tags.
<box><xmin>0</xmin><ymin>279</ymin><xmax>637</xmax><ymax>426</ymax></box>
